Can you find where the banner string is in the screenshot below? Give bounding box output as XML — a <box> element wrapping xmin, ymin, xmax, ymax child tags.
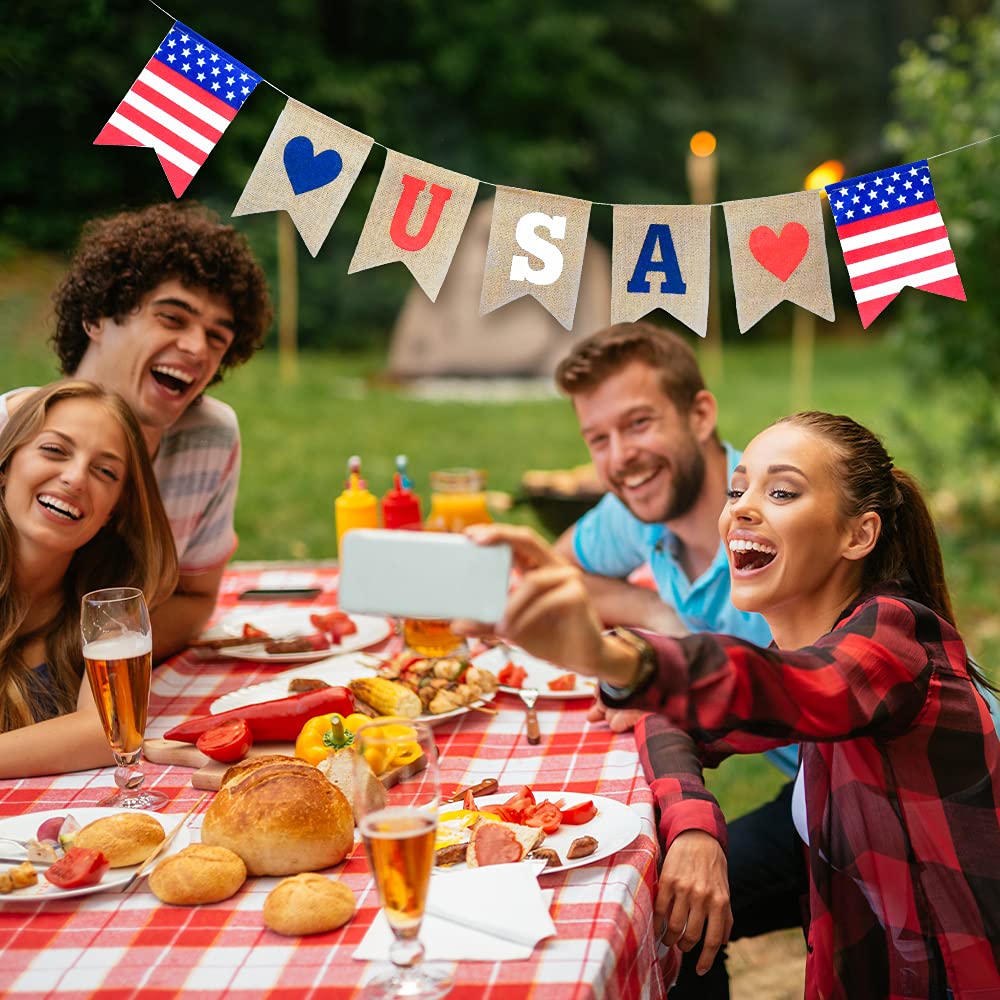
<box><xmin>143</xmin><ymin>0</ymin><xmax>997</xmax><ymax>208</ymax></box>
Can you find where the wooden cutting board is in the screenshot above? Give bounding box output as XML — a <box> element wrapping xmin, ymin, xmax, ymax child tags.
<box><xmin>143</xmin><ymin>737</ymin><xmax>425</xmax><ymax>792</ymax></box>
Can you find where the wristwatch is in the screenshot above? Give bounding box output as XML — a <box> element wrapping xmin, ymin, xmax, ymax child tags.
<box><xmin>601</xmin><ymin>626</ymin><xmax>657</xmax><ymax>699</ymax></box>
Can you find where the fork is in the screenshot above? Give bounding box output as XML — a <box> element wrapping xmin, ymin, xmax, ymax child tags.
<box><xmin>520</xmin><ymin>686</ymin><xmax>541</xmax><ymax>745</ymax></box>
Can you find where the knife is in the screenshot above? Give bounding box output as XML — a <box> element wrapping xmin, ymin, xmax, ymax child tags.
<box><xmin>118</xmin><ymin>793</ymin><xmax>209</xmax><ymax>892</ymax></box>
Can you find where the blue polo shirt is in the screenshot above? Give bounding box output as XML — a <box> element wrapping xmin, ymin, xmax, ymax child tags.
<box><xmin>573</xmin><ymin>442</ymin><xmax>799</xmax><ymax>777</ymax></box>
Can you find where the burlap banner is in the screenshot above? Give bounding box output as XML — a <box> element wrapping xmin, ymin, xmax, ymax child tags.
<box><xmin>348</xmin><ymin>151</ymin><xmax>479</xmax><ymax>301</ymax></box>
<box><xmin>480</xmin><ymin>186</ymin><xmax>592</xmax><ymax>330</ymax></box>
<box><xmin>611</xmin><ymin>205</ymin><xmax>712</xmax><ymax>336</ymax></box>
<box><xmin>723</xmin><ymin>190</ymin><xmax>835</xmax><ymax>333</ymax></box>
<box><xmin>233</xmin><ymin>99</ymin><xmax>374</xmax><ymax>257</ymax></box>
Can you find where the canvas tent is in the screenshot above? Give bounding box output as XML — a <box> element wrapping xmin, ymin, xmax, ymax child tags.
<box><xmin>387</xmin><ymin>199</ymin><xmax>612</xmax><ymax>378</ymax></box>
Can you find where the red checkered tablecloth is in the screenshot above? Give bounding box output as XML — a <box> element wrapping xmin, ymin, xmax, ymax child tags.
<box><xmin>0</xmin><ymin>564</ymin><xmax>668</xmax><ymax>1000</ymax></box>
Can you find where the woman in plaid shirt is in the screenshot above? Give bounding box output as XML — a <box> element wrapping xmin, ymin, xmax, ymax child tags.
<box><xmin>460</xmin><ymin>411</ymin><xmax>1000</xmax><ymax>999</ymax></box>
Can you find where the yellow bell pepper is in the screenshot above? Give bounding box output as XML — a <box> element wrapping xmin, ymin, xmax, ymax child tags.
<box><xmin>354</xmin><ymin>720</ymin><xmax>423</xmax><ymax>776</ymax></box>
<box><xmin>295</xmin><ymin>712</ymin><xmax>419</xmax><ymax>769</ymax></box>
<box><xmin>295</xmin><ymin>713</ymin><xmax>359</xmax><ymax>765</ymax></box>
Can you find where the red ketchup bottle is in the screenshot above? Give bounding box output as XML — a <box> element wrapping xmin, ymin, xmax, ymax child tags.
<box><xmin>381</xmin><ymin>455</ymin><xmax>422</xmax><ymax>531</ymax></box>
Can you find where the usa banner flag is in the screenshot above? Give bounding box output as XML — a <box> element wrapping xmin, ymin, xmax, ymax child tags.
<box><xmin>95</xmin><ymin>22</ymin><xmax>260</xmax><ymax>197</ymax></box>
<box><xmin>826</xmin><ymin>159</ymin><xmax>965</xmax><ymax>328</ymax></box>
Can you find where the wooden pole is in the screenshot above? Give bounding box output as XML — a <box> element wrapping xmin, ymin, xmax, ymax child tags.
<box><xmin>686</xmin><ymin>151</ymin><xmax>722</xmax><ymax>382</ymax></box>
<box><xmin>790</xmin><ymin>308</ymin><xmax>815</xmax><ymax>412</ymax></box>
<box><xmin>276</xmin><ymin>213</ymin><xmax>299</xmax><ymax>384</ymax></box>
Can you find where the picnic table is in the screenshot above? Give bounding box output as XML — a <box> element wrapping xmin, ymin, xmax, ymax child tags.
<box><xmin>0</xmin><ymin>562</ymin><xmax>668</xmax><ymax>1000</ymax></box>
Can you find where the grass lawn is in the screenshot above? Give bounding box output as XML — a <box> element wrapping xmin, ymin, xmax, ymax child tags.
<box><xmin>2</xmin><ymin>256</ymin><xmax>996</xmax><ymax>818</ymax></box>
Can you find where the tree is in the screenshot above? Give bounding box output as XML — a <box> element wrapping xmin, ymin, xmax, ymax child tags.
<box><xmin>886</xmin><ymin>5</ymin><xmax>1000</xmax><ymax>452</ymax></box>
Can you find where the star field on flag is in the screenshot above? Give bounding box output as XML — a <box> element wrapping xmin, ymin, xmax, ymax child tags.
<box><xmin>825</xmin><ymin>159</ymin><xmax>965</xmax><ymax>328</ymax></box>
<box><xmin>95</xmin><ymin>22</ymin><xmax>260</xmax><ymax>197</ymax></box>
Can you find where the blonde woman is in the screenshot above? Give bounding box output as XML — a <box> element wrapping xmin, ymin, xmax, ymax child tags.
<box><xmin>0</xmin><ymin>381</ymin><xmax>177</xmax><ymax>777</ymax></box>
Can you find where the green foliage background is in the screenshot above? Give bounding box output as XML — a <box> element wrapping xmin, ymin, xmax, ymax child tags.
<box><xmin>5</xmin><ymin>0</ymin><xmax>993</xmax><ymax>348</ymax></box>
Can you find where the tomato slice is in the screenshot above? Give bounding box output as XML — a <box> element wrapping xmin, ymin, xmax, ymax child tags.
<box><xmin>196</xmin><ymin>718</ymin><xmax>254</xmax><ymax>762</ymax></box>
<box><xmin>547</xmin><ymin>673</ymin><xmax>577</xmax><ymax>692</ymax></box>
<box><xmin>44</xmin><ymin>847</ymin><xmax>109</xmax><ymax>889</ymax></box>
<box><xmin>525</xmin><ymin>800</ymin><xmax>563</xmax><ymax>834</ymax></box>
<box><xmin>242</xmin><ymin>623</ymin><xmax>269</xmax><ymax>639</ymax></box>
<box><xmin>310</xmin><ymin>612</ymin><xmax>358</xmax><ymax>641</ymax></box>
<box><xmin>560</xmin><ymin>799</ymin><xmax>597</xmax><ymax>825</ymax></box>
<box><xmin>497</xmin><ymin>663</ymin><xmax>528</xmax><ymax>689</ymax></box>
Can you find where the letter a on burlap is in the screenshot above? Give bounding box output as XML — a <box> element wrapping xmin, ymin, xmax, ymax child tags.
<box><xmin>611</xmin><ymin>205</ymin><xmax>711</xmax><ymax>336</ymax></box>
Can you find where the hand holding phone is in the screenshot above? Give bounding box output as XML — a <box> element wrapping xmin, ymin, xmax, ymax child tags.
<box><xmin>338</xmin><ymin>529</ymin><xmax>512</xmax><ymax>623</ymax></box>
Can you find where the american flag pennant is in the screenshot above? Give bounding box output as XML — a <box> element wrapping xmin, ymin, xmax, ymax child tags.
<box><xmin>826</xmin><ymin>159</ymin><xmax>966</xmax><ymax>329</ymax></box>
<box><xmin>95</xmin><ymin>22</ymin><xmax>260</xmax><ymax>197</ymax></box>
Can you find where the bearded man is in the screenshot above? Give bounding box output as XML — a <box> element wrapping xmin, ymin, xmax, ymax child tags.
<box><xmin>553</xmin><ymin>321</ymin><xmax>801</xmax><ymax>997</ymax></box>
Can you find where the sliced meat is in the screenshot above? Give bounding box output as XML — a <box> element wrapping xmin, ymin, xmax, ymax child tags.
<box><xmin>434</xmin><ymin>843</ymin><xmax>469</xmax><ymax>867</ymax></box>
<box><xmin>468</xmin><ymin>822</ymin><xmax>523</xmax><ymax>867</ymax></box>
<box><xmin>287</xmin><ymin>678</ymin><xmax>330</xmax><ymax>694</ymax></box>
<box><xmin>527</xmin><ymin>848</ymin><xmax>562</xmax><ymax>869</ymax></box>
<box><xmin>566</xmin><ymin>836</ymin><xmax>598</xmax><ymax>859</ymax></box>
<box><xmin>265</xmin><ymin>637</ymin><xmax>317</xmax><ymax>654</ymax></box>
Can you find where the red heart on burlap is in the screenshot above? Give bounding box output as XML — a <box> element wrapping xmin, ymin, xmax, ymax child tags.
<box><xmin>748</xmin><ymin>222</ymin><xmax>809</xmax><ymax>281</ymax></box>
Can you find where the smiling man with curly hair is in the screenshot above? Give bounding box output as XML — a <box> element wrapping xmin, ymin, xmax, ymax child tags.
<box><xmin>2</xmin><ymin>202</ymin><xmax>273</xmax><ymax>659</ymax></box>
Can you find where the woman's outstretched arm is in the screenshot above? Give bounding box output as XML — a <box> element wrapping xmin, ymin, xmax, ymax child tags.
<box><xmin>0</xmin><ymin>680</ymin><xmax>114</xmax><ymax>779</ymax></box>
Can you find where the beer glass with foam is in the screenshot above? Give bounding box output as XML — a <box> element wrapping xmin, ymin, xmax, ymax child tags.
<box><xmin>81</xmin><ymin>587</ymin><xmax>166</xmax><ymax>810</ymax></box>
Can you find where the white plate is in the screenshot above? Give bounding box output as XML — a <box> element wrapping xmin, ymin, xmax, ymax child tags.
<box><xmin>201</xmin><ymin>607</ymin><xmax>392</xmax><ymax>663</ymax></box>
<box><xmin>0</xmin><ymin>807</ymin><xmax>192</xmax><ymax>902</ymax></box>
<box><xmin>474</xmin><ymin>646</ymin><xmax>597</xmax><ymax>700</ymax></box>
<box><xmin>208</xmin><ymin>652</ymin><xmax>497</xmax><ymax>725</ymax></box>
<box><xmin>436</xmin><ymin>791</ymin><xmax>642</xmax><ymax>874</ymax></box>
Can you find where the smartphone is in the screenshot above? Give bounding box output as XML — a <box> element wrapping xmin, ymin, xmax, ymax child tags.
<box><xmin>237</xmin><ymin>587</ymin><xmax>323</xmax><ymax>602</ymax></box>
<box><xmin>338</xmin><ymin>529</ymin><xmax>512</xmax><ymax>623</ymax></box>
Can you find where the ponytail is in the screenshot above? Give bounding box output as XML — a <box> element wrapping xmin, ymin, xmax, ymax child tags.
<box><xmin>780</xmin><ymin>412</ymin><xmax>996</xmax><ymax>694</ymax></box>
<box><xmin>873</xmin><ymin>468</ymin><xmax>955</xmax><ymax>626</ymax></box>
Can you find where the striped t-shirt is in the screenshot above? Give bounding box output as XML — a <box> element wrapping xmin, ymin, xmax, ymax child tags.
<box><xmin>0</xmin><ymin>388</ymin><xmax>240</xmax><ymax>575</ymax></box>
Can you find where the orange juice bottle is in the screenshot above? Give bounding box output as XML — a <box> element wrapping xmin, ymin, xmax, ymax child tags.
<box><xmin>335</xmin><ymin>456</ymin><xmax>378</xmax><ymax>556</ymax></box>
<box><xmin>404</xmin><ymin>468</ymin><xmax>492</xmax><ymax>658</ymax></box>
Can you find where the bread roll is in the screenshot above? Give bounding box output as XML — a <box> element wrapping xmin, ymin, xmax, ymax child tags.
<box><xmin>262</xmin><ymin>873</ymin><xmax>356</xmax><ymax>936</ymax></box>
<box><xmin>74</xmin><ymin>812</ymin><xmax>165</xmax><ymax>868</ymax></box>
<box><xmin>149</xmin><ymin>845</ymin><xmax>247</xmax><ymax>905</ymax></box>
<box><xmin>316</xmin><ymin>747</ymin><xmax>386</xmax><ymax>824</ymax></box>
<box><xmin>201</xmin><ymin>755</ymin><xmax>354</xmax><ymax>876</ymax></box>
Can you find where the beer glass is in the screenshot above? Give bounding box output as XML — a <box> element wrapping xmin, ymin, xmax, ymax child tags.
<box><xmin>81</xmin><ymin>588</ymin><xmax>166</xmax><ymax>810</ymax></box>
<box><xmin>354</xmin><ymin>719</ymin><xmax>452</xmax><ymax>1000</ymax></box>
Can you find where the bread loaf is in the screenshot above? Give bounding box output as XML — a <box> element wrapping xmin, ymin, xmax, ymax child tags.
<box><xmin>74</xmin><ymin>813</ymin><xmax>165</xmax><ymax>868</ymax></box>
<box><xmin>262</xmin><ymin>873</ymin><xmax>356</xmax><ymax>935</ymax></box>
<box><xmin>201</xmin><ymin>755</ymin><xmax>354</xmax><ymax>876</ymax></box>
<box><xmin>149</xmin><ymin>845</ymin><xmax>247</xmax><ymax>905</ymax></box>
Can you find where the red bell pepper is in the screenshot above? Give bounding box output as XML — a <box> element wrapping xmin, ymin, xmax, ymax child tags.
<box><xmin>163</xmin><ymin>686</ymin><xmax>355</xmax><ymax>744</ymax></box>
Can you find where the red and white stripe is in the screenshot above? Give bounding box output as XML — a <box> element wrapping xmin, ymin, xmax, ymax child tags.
<box><xmin>836</xmin><ymin>200</ymin><xmax>965</xmax><ymax>328</ymax></box>
<box><xmin>95</xmin><ymin>59</ymin><xmax>238</xmax><ymax>198</ymax></box>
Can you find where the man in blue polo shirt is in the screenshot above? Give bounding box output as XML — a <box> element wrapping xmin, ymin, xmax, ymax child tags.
<box><xmin>552</xmin><ymin>321</ymin><xmax>799</xmax><ymax>997</ymax></box>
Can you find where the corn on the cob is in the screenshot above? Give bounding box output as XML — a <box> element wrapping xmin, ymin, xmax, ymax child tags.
<box><xmin>349</xmin><ymin>677</ymin><xmax>422</xmax><ymax>719</ymax></box>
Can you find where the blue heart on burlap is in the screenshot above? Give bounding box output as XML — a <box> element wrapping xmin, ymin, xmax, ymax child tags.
<box><xmin>283</xmin><ymin>136</ymin><xmax>343</xmax><ymax>195</ymax></box>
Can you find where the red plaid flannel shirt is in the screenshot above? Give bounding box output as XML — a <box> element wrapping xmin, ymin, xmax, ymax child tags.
<box><xmin>612</xmin><ymin>588</ymin><xmax>1000</xmax><ymax>999</ymax></box>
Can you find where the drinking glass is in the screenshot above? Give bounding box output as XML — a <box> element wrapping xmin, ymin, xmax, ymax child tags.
<box><xmin>404</xmin><ymin>468</ymin><xmax>492</xmax><ymax>658</ymax></box>
<box><xmin>354</xmin><ymin>718</ymin><xmax>452</xmax><ymax>1000</ymax></box>
<box><xmin>80</xmin><ymin>587</ymin><xmax>166</xmax><ymax>810</ymax></box>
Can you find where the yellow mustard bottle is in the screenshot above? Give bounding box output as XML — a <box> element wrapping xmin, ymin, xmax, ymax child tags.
<box><xmin>335</xmin><ymin>455</ymin><xmax>378</xmax><ymax>556</ymax></box>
